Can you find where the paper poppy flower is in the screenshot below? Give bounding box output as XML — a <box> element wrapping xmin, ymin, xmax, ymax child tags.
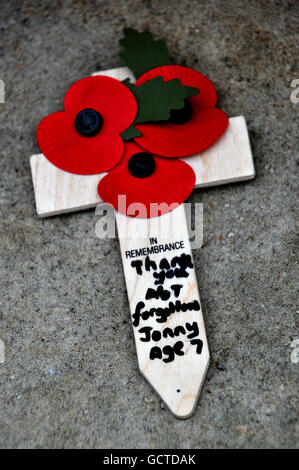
<box><xmin>98</xmin><ymin>142</ymin><xmax>195</xmax><ymax>218</ymax></box>
<box><xmin>37</xmin><ymin>76</ymin><xmax>137</xmax><ymax>175</ymax></box>
<box><xmin>134</xmin><ymin>65</ymin><xmax>228</xmax><ymax>158</ymax></box>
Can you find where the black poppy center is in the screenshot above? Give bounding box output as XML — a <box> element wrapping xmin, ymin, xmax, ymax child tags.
<box><xmin>168</xmin><ymin>99</ymin><xmax>193</xmax><ymax>125</ymax></box>
<box><xmin>128</xmin><ymin>152</ymin><xmax>156</xmax><ymax>178</ymax></box>
<box><xmin>75</xmin><ymin>108</ymin><xmax>103</xmax><ymax>137</ymax></box>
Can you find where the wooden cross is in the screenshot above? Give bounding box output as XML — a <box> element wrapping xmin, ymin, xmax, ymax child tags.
<box><xmin>30</xmin><ymin>67</ymin><xmax>255</xmax><ymax>419</ymax></box>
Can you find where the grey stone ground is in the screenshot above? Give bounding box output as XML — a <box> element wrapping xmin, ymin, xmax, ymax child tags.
<box><xmin>0</xmin><ymin>0</ymin><xmax>298</xmax><ymax>449</ymax></box>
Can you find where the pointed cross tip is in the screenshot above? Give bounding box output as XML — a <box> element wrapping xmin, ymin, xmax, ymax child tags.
<box><xmin>140</xmin><ymin>353</ymin><xmax>210</xmax><ymax>419</ymax></box>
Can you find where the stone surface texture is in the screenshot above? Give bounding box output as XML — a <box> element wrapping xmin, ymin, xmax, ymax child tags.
<box><xmin>0</xmin><ymin>0</ymin><xmax>298</xmax><ymax>448</ymax></box>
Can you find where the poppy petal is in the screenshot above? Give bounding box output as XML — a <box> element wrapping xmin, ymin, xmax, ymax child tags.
<box><xmin>98</xmin><ymin>142</ymin><xmax>196</xmax><ymax>218</ymax></box>
<box><xmin>64</xmin><ymin>76</ymin><xmax>137</xmax><ymax>133</ymax></box>
<box><xmin>135</xmin><ymin>107</ymin><xmax>228</xmax><ymax>158</ymax></box>
<box><xmin>134</xmin><ymin>65</ymin><xmax>228</xmax><ymax>157</ymax></box>
<box><xmin>37</xmin><ymin>75</ymin><xmax>138</xmax><ymax>174</ymax></box>
<box><xmin>37</xmin><ymin>111</ymin><xmax>124</xmax><ymax>175</ymax></box>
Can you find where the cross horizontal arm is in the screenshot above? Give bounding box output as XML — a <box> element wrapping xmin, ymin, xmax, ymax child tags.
<box><xmin>30</xmin><ymin>67</ymin><xmax>254</xmax><ymax>217</ymax></box>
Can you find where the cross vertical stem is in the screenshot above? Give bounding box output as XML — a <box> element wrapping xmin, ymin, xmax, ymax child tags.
<box><xmin>116</xmin><ymin>204</ymin><xmax>209</xmax><ymax>418</ymax></box>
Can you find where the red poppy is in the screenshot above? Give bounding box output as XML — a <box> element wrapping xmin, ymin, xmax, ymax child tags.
<box><xmin>134</xmin><ymin>65</ymin><xmax>228</xmax><ymax>158</ymax></box>
<box><xmin>98</xmin><ymin>142</ymin><xmax>195</xmax><ymax>218</ymax></box>
<box><xmin>37</xmin><ymin>76</ymin><xmax>137</xmax><ymax>175</ymax></box>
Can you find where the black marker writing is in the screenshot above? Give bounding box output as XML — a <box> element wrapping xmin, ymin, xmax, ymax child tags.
<box><xmin>150</xmin><ymin>341</ymin><xmax>184</xmax><ymax>363</ymax></box>
<box><xmin>132</xmin><ymin>299</ymin><xmax>200</xmax><ymax>328</ymax></box>
<box><xmin>138</xmin><ymin>321</ymin><xmax>200</xmax><ymax>342</ymax></box>
<box><xmin>129</xmin><ymin>239</ymin><xmax>202</xmax><ymax>362</ymax></box>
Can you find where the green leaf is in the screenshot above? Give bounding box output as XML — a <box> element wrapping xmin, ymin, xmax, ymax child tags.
<box><xmin>121</xmin><ymin>125</ymin><xmax>142</xmax><ymax>141</ymax></box>
<box><xmin>121</xmin><ymin>77</ymin><xmax>199</xmax><ymax>141</ymax></box>
<box><xmin>119</xmin><ymin>28</ymin><xmax>172</xmax><ymax>78</ymax></box>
